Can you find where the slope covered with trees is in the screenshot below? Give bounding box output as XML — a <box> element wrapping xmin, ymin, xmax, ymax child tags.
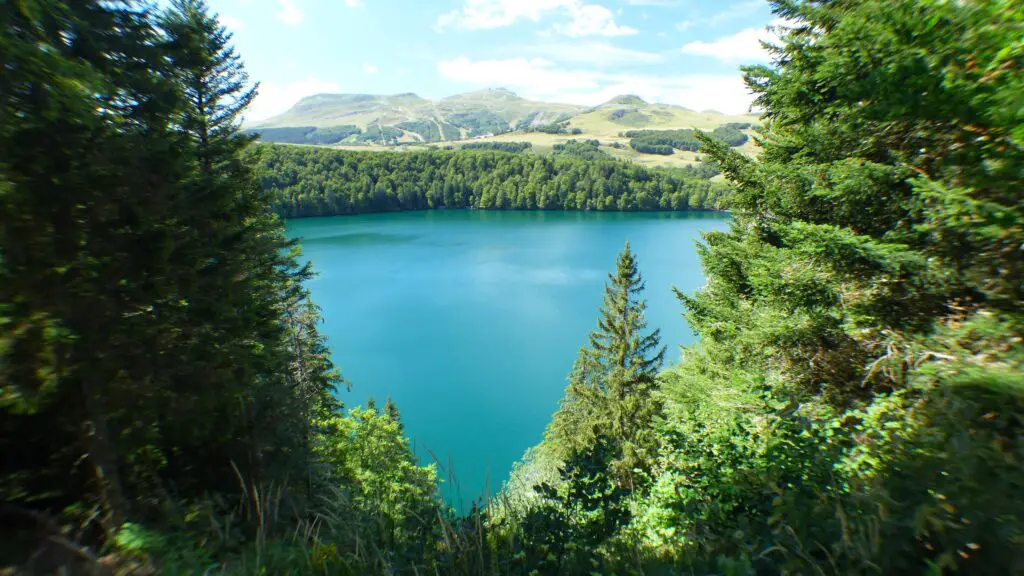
<box><xmin>252</xmin><ymin>144</ymin><xmax>733</xmax><ymax>217</ymax></box>
<box><xmin>460</xmin><ymin>141</ymin><xmax>533</xmax><ymax>153</ymax></box>
<box><xmin>0</xmin><ymin>1</ymin><xmax>441</xmax><ymax>573</ymax></box>
<box><xmin>500</xmin><ymin>0</ymin><xmax>1024</xmax><ymax>573</ymax></box>
<box><xmin>2</xmin><ymin>0</ymin><xmax>1021</xmax><ymax>574</ymax></box>
<box><xmin>627</xmin><ymin>123</ymin><xmax>750</xmax><ymax>154</ymax></box>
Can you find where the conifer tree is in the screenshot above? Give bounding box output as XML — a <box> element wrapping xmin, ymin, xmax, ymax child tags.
<box><xmin>158</xmin><ymin>0</ymin><xmax>313</xmax><ymax>494</ymax></box>
<box><xmin>1</xmin><ymin>0</ymin><xmax>191</xmax><ymax>532</ymax></box>
<box><xmin>655</xmin><ymin>1</ymin><xmax>1024</xmax><ymax>571</ymax></box>
<box><xmin>286</xmin><ymin>297</ymin><xmax>345</xmax><ymax>419</ymax></box>
<box><xmin>547</xmin><ymin>242</ymin><xmax>665</xmax><ymax>476</ymax></box>
<box><xmin>384</xmin><ymin>396</ymin><xmax>404</xmax><ymax>432</ymax></box>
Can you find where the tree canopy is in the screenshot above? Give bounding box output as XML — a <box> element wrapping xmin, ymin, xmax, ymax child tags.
<box><xmin>252</xmin><ymin>144</ymin><xmax>732</xmax><ymax>217</ymax></box>
<box><xmin>2</xmin><ymin>0</ymin><xmax>1021</xmax><ymax>574</ymax></box>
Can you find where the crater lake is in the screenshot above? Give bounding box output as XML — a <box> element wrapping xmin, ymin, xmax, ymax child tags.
<box><xmin>286</xmin><ymin>210</ymin><xmax>729</xmax><ymax>505</ymax></box>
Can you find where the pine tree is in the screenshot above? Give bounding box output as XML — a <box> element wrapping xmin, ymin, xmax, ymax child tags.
<box><xmin>1</xmin><ymin>0</ymin><xmax>192</xmax><ymax>533</ymax></box>
<box><xmin>547</xmin><ymin>242</ymin><xmax>665</xmax><ymax>476</ymax></box>
<box><xmin>384</xmin><ymin>396</ymin><xmax>404</xmax><ymax>432</ymax></box>
<box><xmin>2</xmin><ymin>0</ymin><xmax>357</xmax><ymax>560</ymax></box>
<box><xmin>286</xmin><ymin>297</ymin><xmax>346</xmax><ymax>420</ymax></box>
<box><xmin>158</xmin><ymin>0</ymin><xmax>312</xmax><ymax>495</ymax></box>
<box><xmin>657</xmin><ymin>1</ymin><xmax>1024</xmax><ymax>571</ymax></box>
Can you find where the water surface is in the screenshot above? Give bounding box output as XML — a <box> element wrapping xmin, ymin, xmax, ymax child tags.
<box><xmin>286</xmin><ymin>210</ymin><xmax>729</xmax><ymax>504</ymax></box>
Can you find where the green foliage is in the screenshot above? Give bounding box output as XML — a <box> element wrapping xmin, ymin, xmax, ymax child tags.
<box><xmin>631</xmin><ymin>142</ymin><xmax>675</xmax><ymax>155</ymax></box>
<box><xmin>461</xmin><ymin>141</ymin><xmax>533</xmax><ymax>153</ymax></box>
<box><xmin>501</xmin><ymin>0</ymin><xmax>1023</xmax><ymax>573</ymax></box>
<box><xmin>709</xmin><ymin>124</ymin><xmax>749</xmax><ymax>146</ymax></box>
<box><xmin>512</xmin><ymin>112</ymin><xmax>539</xmax><ymax>131</ymax></box>
<box><xmin>446</xmin><ymin>111</ymin><xmax>510</xmax><ymax>137</ymax></box>
<box><xmin>4</xmin><ymin>0</ymin><xmax>1021</xmax><ymax>573</ymax></box>
<box><xmin>512</xmin><ymin>438</ymin><xmax>637</xmax><ymax>575</ymax></box>
<box><xmin>2</xmin><ymin>0</ymin><xmax>340</xmax><ymax>564</ymax></box>
<box><xmin>0</xmin><ymin>0</ymin><xmax>314</xmax><ymax>532</ymax></box>
<box><xmin>396</xmin><ymin>119</ymin><xmax>460</xmax><ymax>142</ymax></box>
<box><xmin>663</xmin><ymin>162</ymin><xmax>720</xmax><ymax>180</ymax></box>
<box><xmin>552</xmin><ymin>139</ymin><xmax>606</xmax><ymax>160</ymax></box>
<box><xmin>254</xmin><ymin>144</ymin><xmax>732</xmax><ymax>217</ymax></box>
<box><xmin>546</xmin><ymin>243</ymin><xmax>666</xmax><ymax>479</ymax></box>
<box><xmin>312</xmin><ymin>406</ymin><xmax>439</xmax><ymax>550</ymax></box>
<box><xmin>634</xmin><ymin>0</ymin><xmax>1024</xmax><ymax>571</ymax></box>
<box><xmin>354</xmin><ymin>124</ymin><xmax>403</xmax><ymax>144</ymax></box>
<box><xmin>307</xmin><ymin>125</ymin><xmax>363</xmax><ymax>144</ymax></box>
<box><xmin>627</xmin><ymin>127</ymin><xmax>748</xmax><ymax>155</ymax></box>
<box><xmin>523</xmin><ymin>120</ymin><xmax>572</xmax><ymax>134</ymax></box>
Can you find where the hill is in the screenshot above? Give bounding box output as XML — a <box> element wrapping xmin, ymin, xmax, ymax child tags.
<box><xmin>247</xmin><ymin>88</ymin><xmax>586</xmax><ymax>145</ymax></box>
<box><xmin>246</xmin><ymin>88</ymin><xmax>762</xmax><ymax>169</ymax></box>
<box><xmin>454</xmin><ymin>96</ymin><xmax>759</xmax><ymax>169</ymax></box>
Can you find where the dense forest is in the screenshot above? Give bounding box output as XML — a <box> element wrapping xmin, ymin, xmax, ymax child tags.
<box><xmin>552</xmin><ymin>139</ymin><xmax>608</xmax><ymax>160</ymax></box>
<box><xmin>626</xmin><ymin>124</ymin><xmax>750</xmax><ymax>154</ymax></box>
<box><xmin>2</xmin><ymin>0</ymin><xmax>1022</xmax><ymax>575</ymax></box>
<box><xmin>460</xmin><ymin>141</ymin><xmax>533</xmax><ymax>153</ymax></box>
<box><xmin>252</xmin><ymin>145</ymin><xmax>732</xmax><ymax>218</ymax></box>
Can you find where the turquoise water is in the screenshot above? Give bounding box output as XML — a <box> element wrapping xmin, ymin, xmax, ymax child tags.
<box><xmin>286</xmin><ymin>210</ymin><xmax>729</xmax><ymax>505</ymax></box>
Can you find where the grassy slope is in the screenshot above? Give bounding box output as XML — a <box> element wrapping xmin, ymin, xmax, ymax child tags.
<box><xmin>570</xmin><ymin>103</ymin><xmax>759</xmax><ymax>133</ymax></box>
<box><xmin>252</xmin><ymin>91</ymin><xmax>762</xmax><ymax>168</ymax></box>
<box><xmin>463</xmin><ymin>101</ymin><xmax>761</xmax><ymax>168</ymax></box>
<box><xmin>249</xmin><ymin>89</ymin><xmax>587</xmax><ymax>131</ymax></box>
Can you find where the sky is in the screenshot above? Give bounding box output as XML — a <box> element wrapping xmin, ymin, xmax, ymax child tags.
<box><xmin>198</xmin><ymin>0</ymin><xmax>780</xmax><ymax>122</ymax></box>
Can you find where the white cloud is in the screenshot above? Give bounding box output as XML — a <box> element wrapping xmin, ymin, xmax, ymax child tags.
<box><xmin>436</xmin><ymin>0</ymin><xmax>574</xmax><ymax>31</ymax></box>
<box><xmin>219</xmin><ymin>14</ymin><xmax>245</xmax><ymax>31</ymax></box>
<box><xmin>669</xmin><ymin>1</ymin><xmax>768</xmax><ymax>34</ymax></box>
<box><xmin>436</xmin><ymin>0</ymin><xmax>634</xmax><ymax>37</ymax></box>
<box><xmin>704</xmin><ymin>0</ymin><xmax>765</xmax><ymax>26</ymax></box>
<box><xmin>552</xmin><ymin>4</ymin><xmax>637</xmax><ymax>37</ymax></box>
<box><xmin>626</xmin><ymin>0</ymin><xmax>683</xmax><ymax>5</ymax></box>
<box><xmin>438</xmin><ymin>57</ymin><xmax>601</xmax><ymax>94</ymax></box>
<box><xmin>680</xmin><ymin>24</ymin><xmax>777</xmax><ymax>63</ymax></box>
<box><xmin>363</xmin><ymin>63</ymin><xmax>378</xmax><ymax>74</ymax></box>
<box><xmin>522</xmin><ymin>41</ymin><xmax>661</xmax><ymax>65</ymax></box>
<box><xmin>246</xmin><ymin>77</ymin><xmax>342</xmax><ymax>123</ymax></box>
<box><xmin>275</xmin><ymin>0</ymin><xmax>303</xmax><ymax>25</ymax></box>
<box><xmin>437</xmin><ymin>56</ymin><xmax>757</xmax><ymax>114</ymax></box>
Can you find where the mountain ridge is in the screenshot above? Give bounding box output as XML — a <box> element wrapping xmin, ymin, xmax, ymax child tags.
<box><xmin>247</xmin><ymin>87</ymin><xmax>759</xmax><ymax>149</ymax></box>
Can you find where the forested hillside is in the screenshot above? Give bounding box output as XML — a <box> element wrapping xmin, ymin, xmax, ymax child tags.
<box><xmin>626</xmin><ymin>124</ymin><xmax>750</xmax><ymax>154</ymax></box>
<box><xmin>0</xmin><ymin>1</ymin><xmax>439</xmax><ymax>573</ymax></box>
<box><xmin>2</xmin><ymin>0</ymin><xmax>1022</xmax><ymax>574</ymax></box>
<box><xmin>498</xmin><ymin>0</ymin><xmax>1024</xmax><ymax>573</ymax></box>
<box><xmin>252</xmin><ymin>145</ymin><xmax>732</xmax><ymax>217</ymax></box>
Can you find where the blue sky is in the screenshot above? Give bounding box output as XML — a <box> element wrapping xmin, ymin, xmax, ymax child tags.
<box><xmin>201</xmin><ymin>0</ymin><xmax>779</xmax><ymax>121</ymax></box>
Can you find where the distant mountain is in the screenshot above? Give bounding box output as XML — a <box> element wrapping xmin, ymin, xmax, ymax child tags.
<box><xmin>570</xmin><ymin>93</ymin><xmax>758</xmax><ymax>134</ymax></box>
<box><xmin>245</xmin><ymin>88</ymin><xmax>758</xmax><ymax>146</ymax></box>
<box><xmin>247</xmin><ymin>88</ymin><xmax>586</xmax><ymax>145</ymax></box>
<box><xmin>603</xmin><ymin>94</ymin><xmax>647</xmax><ymax>106</ymax></box>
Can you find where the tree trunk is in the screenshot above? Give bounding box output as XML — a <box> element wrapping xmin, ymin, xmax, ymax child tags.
<box><xmin>81</xmin><ymin>378</ymin><xmax>129</xmax><ymax>535</ymax></box>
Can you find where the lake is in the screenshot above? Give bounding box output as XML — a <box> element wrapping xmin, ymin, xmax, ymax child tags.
<box><xmin>286</xmin><ymin>210</ymin><xmax>729</xmax><ymax>505</ymax></box>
